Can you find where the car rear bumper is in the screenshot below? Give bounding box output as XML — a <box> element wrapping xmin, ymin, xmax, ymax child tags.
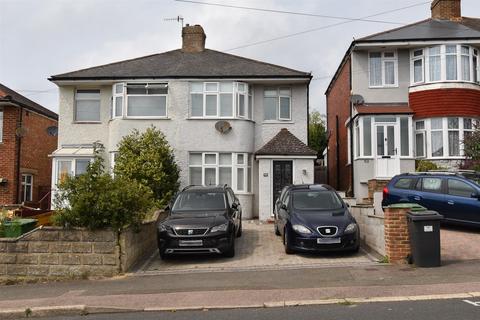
<box><xmin>158</xmin><ymin>232</ymin><xmax>232</xmax><ymax>255</ymax></box>
<box><xmin>290</xmin><ymin>232</ymin><xmax>359</xmax><ymax>252</ymax></box>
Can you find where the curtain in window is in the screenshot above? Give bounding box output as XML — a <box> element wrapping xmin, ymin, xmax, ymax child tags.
<box><xmin>461</xmin><ymin>55</ymin><xmax>471</xmax><ymax>81</ymax></box>
<box><xmin>446</xmin><ymin>45</ymin><xmax>457</xmax><ymax>80</ymax></box>
<box><xmin>369</xmin><ymin>53</ymin><xmax>382</xmax><ymax>86</ymax></box>
<box><xmin>264</xmin><ymin>97</ymin><xmax>277</xmax><ymax>120</ymax></box>
<box><xmin>415</xmin><ymin>133</ymin><xmax>425</xmax><ymax>157</ymax></box>
<box><xmin>384</xmin><ymin>61</ymin><xmax>395</xmax><ymax>85</ymax></box>
<box><xmin>414</xmin><ymin>59</ymin><xmax>423</xmax><ymax>83</ymax></box>
<box><xmin>400</xmin><ymin>118</ymin><xmax>409</xmax><ymax>156</ymax></box>
<box><xmin>431</xmin><ymin>131</ymin><xmax>443</xmax><ymax>157</ymax></box>
<box><xmin>363</xmin><ymin>117</ymin><xmax>372</xmax><ymax>156</ymax></box>
<box><xmin>191</xmin><ymin>94</ymin><xmax>203</xmax><ymax>116</ymax></box>
<box><xmin>76</xmin><ymin>90</ymin><xmax>101</xmax><ymax>122</ymax></box>
<box><xmin>429</xmin><ymin>47</ymin><xmax>441</xmax><ymax>81</ymax></box>
<box><xmin>448</xmin><ymin>131</ymin><xmax>460</xmax><ymax>156</ymax></box>
<box><xmin>128</xmin><ymin>96</ymin><xmax>166</xmax><ymax>117</ymax></box>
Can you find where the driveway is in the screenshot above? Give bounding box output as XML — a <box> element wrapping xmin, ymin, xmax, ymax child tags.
<box><xmin>137</xmin><ymin>221</ymin><xmax>376</xmax><ymax>275</ymax></box>
<box><xmin>441</xmin><ymin>225</ymin><xmax>480</xmax><ymax>263</ymax></box>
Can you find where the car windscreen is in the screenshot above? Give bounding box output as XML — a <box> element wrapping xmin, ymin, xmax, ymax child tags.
<box><xmin>292</xmin><ymin>191</ymin><xmax>344</xmax><ymax>211</ymax></box>
<box><xmin>172</xmin><ymin>191</ymin><xmax>226</xmax><ymax>211</ymax></box>
<box><xmin>463</xmin><ymin>173</ymin><xmax>480</xmax><ymax>186</ymax></box>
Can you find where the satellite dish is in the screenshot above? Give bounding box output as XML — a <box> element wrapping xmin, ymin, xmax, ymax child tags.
<box><xmin>47</xmin><ymin>126</ymin><xmax>58</xmax><ymax>137</ymax></box>
<box><xmin>350</xmin><ymin>94</ymin><xmax>364</xmax><ymax>105</ymax></box>
<box><xmin>215</xmin><ymin>121</ymin><xmax>232</xmax><ymax>134</ymax></box>
<box><xmin>15</xmin><ymin>127</ymin><xmax>27</xmax><ymax>137</ymax></box>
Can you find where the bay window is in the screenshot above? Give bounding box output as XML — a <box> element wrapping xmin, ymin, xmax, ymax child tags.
<box><xmin>55</xmin><ymin>158</ymin><xmax>92</xmax><ymax>185</ymax></box>
<box><xmin>264</xmin><ymin>87</ymin><xmax>291</xmax><ymax>121</ymax></box>
<box><xmin>411</xmin><ymin>45</ymin><xmax>480</xmax><ymax>85</ymax></box>
<box><xmin>75</xmin><ymin>89</ymin><xmax>101</xmax><ymax>122</ymax></box>
<box><xmin>190</xmin><ymin>82</ymin><xmax>251</xmax><ymax>119</ymax></box>
<box><xmin>415</xmin><ymin>117</ymin><xmax>478</xmax><ymax>158</ymax></box>
<box><xmin>189</xmin><ymin>152</ymin><xmax>252</xmax><ymax>193</ymax></box>
<box><xmin>369</xmin><ymin>51</ymin><xmax>398</xmax><ymax>87</ymax></box>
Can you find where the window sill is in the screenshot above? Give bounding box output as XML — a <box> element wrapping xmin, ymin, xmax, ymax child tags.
<box><xmin>368</xmin><ymin>85</ymin><xmax>399</xmax><ymax>89</ymax></box>
<box><xmin>187</xmin><ymin>117</ymin><xmax>254</xmax><ymax>122</ymax></box>
<box><xmin>73</xmin><ymin>121</ymin><xmax>102</xmax><ymax>124</ymax></box>
<box><xmin>262</xmin><ymin>120</ymin><xmax>294</xmax><ymax>124</ymax></box>
<box><xmin>110</xmin><ymin>117</ymin><xmax>171</xmax><ymax>121</ymax></box>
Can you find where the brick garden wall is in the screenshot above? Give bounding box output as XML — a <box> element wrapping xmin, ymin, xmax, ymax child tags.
<box><xmin>384</xmin><ymin>207</ymin><xmax>411</xmax><ymax>264</ymax></box>
<box><xmin>0</xmin><ymin>106</ymin><xmax>20</xmax><ymax>204</ymax></box>
<box><xmin>0</xmin><ymin>211</ymin><xmax>162</xmax><ymax>278</ymax></box>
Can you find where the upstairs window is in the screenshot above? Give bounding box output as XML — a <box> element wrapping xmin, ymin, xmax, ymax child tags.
<box><xmin>369</xmin><ymin>51</ymin><xmax>398</xmax><ymax>87</ymax></box>
<box><xmin>75</xmin><ymin>89</ymin><xmax>101</xmax><ymax>122</ymax></box>
<box><xmin>126</xmin><ymin>83</ymin><xmax>168</xmax><ymax>118</ymax></box>
<box><xmin>112</xmin><ymin>83</ymin><xmax>124</xmax><ymax>118</ymax></box>
<box><xmin>411</xmin><ymin>45</ymin><xmax>480</xmax><ymax>85</ymax></box>
<box><xmin>190</xmin><ymin>82</ymin><xmax>251</xmax><ymax>119</ymax></box>
<box><xmin>264</xmin><ymin>88</ymin><xmax>291</xmax><ymax>121</ymax></box>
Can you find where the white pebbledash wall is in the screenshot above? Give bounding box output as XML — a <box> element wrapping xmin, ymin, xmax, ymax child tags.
<box><xmin>56</xmin><ymin>81</ymin><xmax>310</xmax><ymax>220</ymax></box>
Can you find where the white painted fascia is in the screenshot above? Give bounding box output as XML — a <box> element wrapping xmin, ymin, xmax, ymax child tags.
<box><xmin>355</xmin><ymin>39</ymin><xmax>480</xmax><ymax>49</ymax></box>
<box><xmin>255</xmin><ymin>155</ymin><xmax>317</xmax><ymax>160</ymax></box>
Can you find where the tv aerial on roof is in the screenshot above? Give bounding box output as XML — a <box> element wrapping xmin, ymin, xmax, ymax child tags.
<box><xmin>164</xmin><ymin>16</ymin><xmax>184</xmax><ymax>27</ymax></box>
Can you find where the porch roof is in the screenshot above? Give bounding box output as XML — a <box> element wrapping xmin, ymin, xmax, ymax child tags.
<box><xmin>255</xmin><ymin>128</ymin><xmax>317</xmax><ymax>156</ymax></box>
<box><xmin>50</xmin><ymin>145</ymin><xmax>95</xmax><ymax>157</ymax></box>
<box><xmin>355</xmin><ymin>104</ymin><xmax>413</xmax><ymax>115</ymax></box>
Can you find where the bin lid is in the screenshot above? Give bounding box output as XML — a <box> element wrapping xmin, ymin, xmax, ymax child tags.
<box><xmin>407</xmin><ymin>210</ymin><xmax>444</xmax><ymax>221</ymax></box>
<box><xmin>387</xmin><ymin>203</ymin><xmax>427</xmax><ymax>211</ymax></box>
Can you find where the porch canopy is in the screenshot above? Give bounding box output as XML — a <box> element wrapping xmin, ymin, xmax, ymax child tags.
<box><xmin>255</xmin><ymin>128</ymin><xmax>317</xmax><ymax>158</ymax></box>
<box><xmin>49</xmin><ymin>145</ymin><xmax>95</xmax><ymax>158</ymax></box>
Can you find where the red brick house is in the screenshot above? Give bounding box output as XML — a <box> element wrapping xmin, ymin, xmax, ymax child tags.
<box><xmin>326</xmin><ymin>0</ymin><xmax>480</xmax><ymax>201</ymax></box>
<box><xmin>0</xmin><ymin>83</ymin><xmax>58</xmax><ymax>207</ymax></box>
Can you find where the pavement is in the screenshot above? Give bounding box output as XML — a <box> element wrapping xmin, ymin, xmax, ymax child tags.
<box><xmin>0</xmin><ymin>222</ymin><xmax>479</xmax><ymax>319</ymax></box>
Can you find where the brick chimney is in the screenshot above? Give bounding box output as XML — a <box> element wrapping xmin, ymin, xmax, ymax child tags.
<box><xmin>431</xmin><ymin>0</ymin><xmax>461</xmax><ymax>21</ymax></box>
<box><xmin>182</xmin><ymin>24</ymin><xmax>206</xmax><ymax>53</ymax></box>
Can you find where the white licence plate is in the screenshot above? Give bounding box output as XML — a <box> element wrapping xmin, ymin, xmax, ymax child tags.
<box><xmin>179</xmin><ymin>240</ymin><xmax>203</xmax><ymax>247</ymax></box>
<box><xmin>317</xmin><ymin>238</ymin><xmax>341</xmax><ymax>244</ymax></box>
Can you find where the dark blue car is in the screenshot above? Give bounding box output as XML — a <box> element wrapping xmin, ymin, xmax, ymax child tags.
<box><xmin>382</xmin><ymin>171</ymin><xmax>480</xmax><ymax>226</ymax></box>
<box><xmin>274</xmin><ymin>184</ymin><xmax>360</xmax><ymax>254</ymax></box>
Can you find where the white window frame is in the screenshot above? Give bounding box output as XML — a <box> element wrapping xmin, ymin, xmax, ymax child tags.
<box><xmin>124</xmin><ymin>83</ymin><xmax>168</xmax><ymax>119</ymax></box>
<box><xmin>412</xmin><ymin>45</ymin><xmax>480</xmax><ymax>85</ymax></box>
<box><xmin>416</xmin><ymin>117</ymin><xmax>478</xmax><ymax>159</ymax></box>
<box><xmin>21</xmin><ymin>174</ymin><xmax>33</xmax><ymax>202</ymax></box>
<box><xmin>411</xmin><ymin>49</ymin><xmax>425</xmax><ymax>84</ymax></box>
<box><xmin>112</xmin><ymin>83</ymin><xmax>124</xmax><ymax>118</ymax></box>
<box><xmin>54</xmin><ymin>158</ymin><xmax>93</xmax><ymax>186</ymax></box>
<box><xmin>188</xmin><ymin>152</ymin><xmax>252</xmax><ymax>194</ymax></box>
<box><xmin>414</xmin><ymin>120</ymin><xmax>426</xmax><ymax>158</ymax></box>
<box><xmin>74</xmin><ymin>89</ymin><xmax>101</xmax><ymax>123</ymax></box>
<box><xmin>263</xmin><ymin>87</ymin><xmax>292</xmax><ymax>122</ymax></box>
<box><xmin>189</xmin><ymin>81</ymin><xmax>251</xmax><ymax>120</ymax></box>
<box><xmin>368</xmin><ymin>51</ymin><xmax>399</xmax><ymax>88</ymax></box>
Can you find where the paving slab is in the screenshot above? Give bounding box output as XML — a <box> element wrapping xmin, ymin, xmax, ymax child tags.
<box><xmin>139</xmin><ymin>221</ymin><xmax>375</xmax><ymax>274</ymax></box>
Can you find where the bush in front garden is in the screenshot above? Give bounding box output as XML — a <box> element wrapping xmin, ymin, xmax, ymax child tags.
<box><xmin>462</xmin><ymin>124</ymin><xmax>480</xmax><ymax>171</ymax></box>
<box><xmin>114</xmin><ymin>126</ymin><xmax>180</xmax><ymax>207</ymax></box>
<box><xmin>53</xmin><ymin>144</ymin><xmax>154</xmax><ymax>230</ymax></box>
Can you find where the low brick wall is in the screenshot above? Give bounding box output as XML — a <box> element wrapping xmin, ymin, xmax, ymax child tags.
<box><xmin>350</xmin><ymin>205</ymin><xmax>385</xmax><ymax>256</ymax></box>
<box><xmin>384</xmin><ymin>206</ymin><xmax>411</xmax><ymax>264</ymax></box>
<box><xmin>0</xmin><ymin>211</ymin><xmax>163</xmax><ymax>278</ymax></box>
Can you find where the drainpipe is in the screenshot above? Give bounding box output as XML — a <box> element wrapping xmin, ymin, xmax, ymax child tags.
<box><xmin>307</xmin><ymin>85</ymin><xmax>310</xmax><ymax>147</ymax></box>
<box><xmin>349</xmin><ymin>62</ymin><xmax>355</xmax><ymax>198</ymax></box>
<box><xmin>335</xmin><ymin>115</ymin><xmax>340</xmax><ymax>189</ymax></box>
<box><xmin>15</xmin><ymin>107</ymin><xmax>23</xmax><ymax>204</ymax></box>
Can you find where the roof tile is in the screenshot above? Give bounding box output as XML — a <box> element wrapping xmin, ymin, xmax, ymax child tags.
<box><xmin>256</xmin><ymin>128</ymin><xmax>317</xmax><ymax>156</ymax></box>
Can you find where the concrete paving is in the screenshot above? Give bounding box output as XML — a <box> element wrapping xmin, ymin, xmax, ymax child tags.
<box><xmin>441</xmin><ymin>225</ymin><xmax>480</xmax><ymax>263</ymax></box>
<box><xmin>139</xmin><ymin>220</ymin><xmax>375</xmax><ymax>275</ymax></box>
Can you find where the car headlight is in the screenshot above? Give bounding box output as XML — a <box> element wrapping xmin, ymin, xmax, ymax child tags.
<box><xmin>344</xmin><ymin>223</ymin><xmax>358</xmax><ymax>234</ymax></box>
<box><xmin>292</xmin><ymin>224</ymin><xmax>312</xmax><ymax>235</ymax></box>
<box><xmin>210</xmin><ymin>223</ymin><xmax>229</xmax><ymax>233</ymax></box>
<box><xmin>158</xmin><ymin>224</ymin><xmax>170</xmax><ymax>232</ymax></box>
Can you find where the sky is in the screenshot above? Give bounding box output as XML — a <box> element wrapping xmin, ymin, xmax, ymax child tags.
<box><xmin>1</xmin><ymin>0</ymin><xmax>479</xmax><ymax>114</ymax></box>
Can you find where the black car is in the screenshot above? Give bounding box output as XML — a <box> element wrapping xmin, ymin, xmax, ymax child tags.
<box><xmin>157</xmin><ymin>185</ymin><xmax>242</xmax><ymax>259</ymax></box>
<box><xmin>274</xmin><ymin>184</ymin><xmax>360</xmax><ymax>254</ymax></box>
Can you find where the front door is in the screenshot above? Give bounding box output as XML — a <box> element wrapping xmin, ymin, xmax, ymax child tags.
<box><xmin>375</xmin><ymin>124</ymin><xmax>400</xmax><ymax>178</ymax></box>
<box><xmin>272</xmin><ymin>161</ymin><xmax>293</xmax><ymax>208</ymax></box>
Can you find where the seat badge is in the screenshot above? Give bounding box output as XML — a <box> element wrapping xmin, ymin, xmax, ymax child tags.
<box><xmin>188</xmin><ymin>229</ymin><xmax>194</xmax><ymax>235</ymax></box>
<box><xmin>325</xmin><ymin>228</ymin><xmax>331</xmax><ymax>234</ymax></box>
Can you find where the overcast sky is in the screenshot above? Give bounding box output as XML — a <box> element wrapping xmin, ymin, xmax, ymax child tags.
<box><xmin>1</xmin><ymin>0</ymin><xmax>479</xmax><ymax>114</ymax></box>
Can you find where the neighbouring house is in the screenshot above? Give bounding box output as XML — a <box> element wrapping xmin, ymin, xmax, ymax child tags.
<box><xmin>48</xmin><ymin>24</ymin><xmax>315</xmax><ymax>221</ymax></box>
<box><xmin>0</xmin><ymin>83</ymin><xmax>58</xmax><ymax>207</ymax></box>
<box><xmin>326</xmin><ymin>0</ymin><xmax>480</xmax><ymax>202</ymax></box>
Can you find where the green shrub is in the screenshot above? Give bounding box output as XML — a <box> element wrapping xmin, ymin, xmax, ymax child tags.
<box><xmin>114</xmin><ymin>126</ymin><xmax>180</xmax><ymax>207</ymax></box>
<box><xmin>53</xmin><ymin>144</ymin><xmax>154</xmax><ymax>230</ymax></box>
<box><xmin>415</xmin><ymin>160</ymin><xmax>444</xmax><ymax>172</ymax></box>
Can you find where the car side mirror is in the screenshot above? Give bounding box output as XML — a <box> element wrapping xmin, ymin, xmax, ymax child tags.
<box><xmin>232</xmin><ymin>202</ymin><xmax>238</xmax><ymax>209</ymax></box>
<box><xmin>472</xmin><ymin>193</ymin><xmax>480</xmax><ymax>200</ymax></box>
<box><xmin>164</xmin><ymin>205</ymin><xmax>171</xmax><ymax>212</ymax></box>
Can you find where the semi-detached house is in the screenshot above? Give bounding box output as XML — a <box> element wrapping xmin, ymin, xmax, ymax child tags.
<box><xmin>326</xmin><ymin>0</ymin><xmax>480</xmax><ymax>201</ymax></box>
<box><xmin>49</xmin><ymin>24</ymin><xmax>316</xmax><ymax>221</ymax></box>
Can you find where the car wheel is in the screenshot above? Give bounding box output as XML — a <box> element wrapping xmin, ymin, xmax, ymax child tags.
<box><xmin>284</xmin><ymin>228</ymin><xmax>294</xmax><ymax>255</ymax></box>
<box><xmin>236</xmin><ymin>220</ymin><xmax>242</xmax><ymax>238</ymax></box>
<box><xmin>224</xmin><ymin>234</ymin><xmax>235</xmax><ymax>258</ymax></box>
<box><xmin>274</xmin><ymin>222</ymin><xmax>281</xmax><ymax>236</ymax></box>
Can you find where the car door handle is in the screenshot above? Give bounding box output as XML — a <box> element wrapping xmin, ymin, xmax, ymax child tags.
<box><xmin>447</xmin><ymin>200</ymin><xmax>455</xmax><ymax>205</ymax></box>
<box><xmin>413</xmin><ymin>196</ymin><xmax>421</xmax><ymax>201</ymax></box>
